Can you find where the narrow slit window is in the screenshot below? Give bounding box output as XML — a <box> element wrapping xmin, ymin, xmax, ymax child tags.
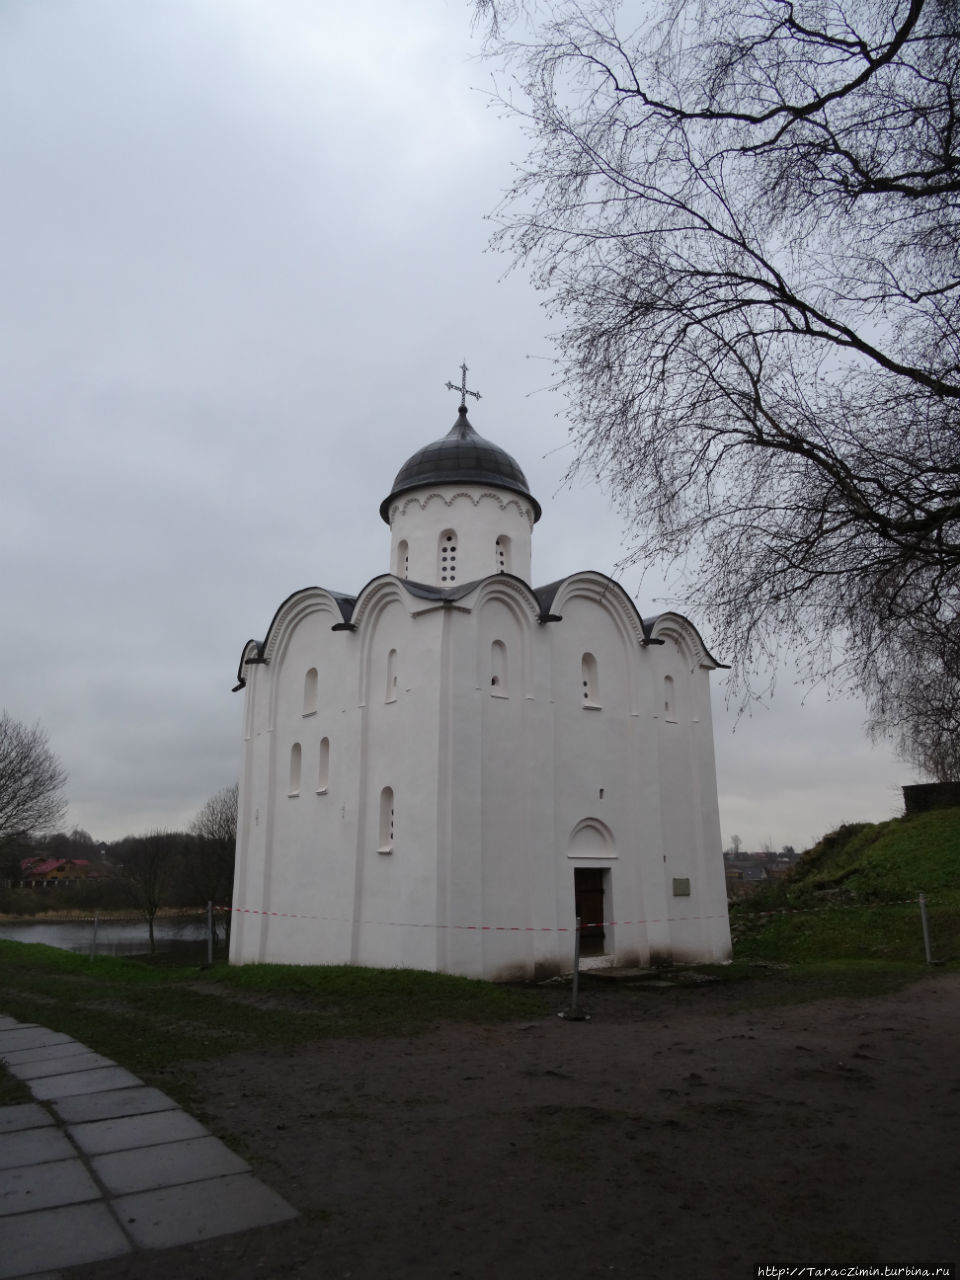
<box><xmin>386</xmin><ymin>648</ymin><xmax>398</xmax><ymax>703</ymax></box>
<box><xmin>438</xmin><ymin>529</ymin><xmax>457</xmax><ymax>584</ymax></box>
<box><xmin>664</xmin><ymin>674</ymin><xmax>675</xmax><ymax>720</ymax></box>
<box><xmin>395</xmin><ymin>539</ymin><xmax>409</xmax><ymax>579</ymax></box>
<box><xmin>378</xmin><ymin>786</ymin><xmax>395</xmax><ymax>853</ymax></box>
<box><xmin>495</xmin><ymin>535</ymin><xmax>510</xmax><ymax>574</ymax></box>
<box><xmin>581</xmin><ymin>652</ymin><xmax>600</xmax><ymax>707</ymax></box>
<box><xmin>288</xmin><ymin>743</ymin><xmax>302</xmax><ymax>796</ymax></box>
<box><xmin>317</xmin><ymin>737</ymin><xmax>330</xmax><ymax>793</ymax></box>
<box><xmin>490</xmin><ymin>639</ymin><xmax>508</xmax><ymax>694</ymax></box>
<box><xmin>303</xmin><ymin>667</ymin><xmax>318</xmax><ymax>716</ymax></box>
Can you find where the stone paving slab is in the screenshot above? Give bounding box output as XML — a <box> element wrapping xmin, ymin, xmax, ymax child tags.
<box><xmin>0</xmin><ymin>1156</ymin><xmax>100</xmax><ymax>1217</ymax></box>
<box><xmin>52</xmin><ymin>1085</ymin><xmax>179</xmax><ymax>1125</ymax></box>
<box><xmin>7</xmin><ymin>1051</ymin><xmax>117</xmax><ymax>1082</ymax></box>
<box><xmin>69</xmin><ymin>1108</ymin><xmax>209</xmax><ymax>1156</ymax></box>
<box><xmin>0</xmin><ymin>1029</ymin><xmax>74</xmax><ymax>1055</ymax></box>
<box><xmin>0</xmin><ymin>1016</ymin><xmax>31</xmax><ymax>1031</ymax></box>
<box><xmin>1</xmin><ymin>1040</ymin><xmax>89</xmax><ymax>1067</ymax></box>
<box><xmin>0</xmin><ymin>1127</ymin><xmax>77</xmax><ymax>1172</ymax></box>
<box><xmin>28</xmin><ymin>1065</ymin><xmax>141</xmax><ymax>1100</ymax></box>
<box><xmin>0</xmin><ymin>1016</ymin><xmax>298</xmax><ymax>1277</ymax></box>
<box><xmin>115</xmin><ymin>1172</ymin><xmax>298</xmax><ymax>1250</ymax></box>
<box><xmin>0</xmin><ymin>1200</ymin><xmax>132</xmax><ymax>1278</ymax></box>
<box><xmin>0</xmin><ymin>1104</ymin><xmax>55</xmax><ymax>1135</ymax></box>
<box><xmin>92</xmin><ymin>1135</ymin><xmax>250</xmax><ymax>1195</ymax></box>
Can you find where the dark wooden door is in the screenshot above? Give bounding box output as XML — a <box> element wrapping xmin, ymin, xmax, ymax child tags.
<box><xmin>574</xmin><ymin>868</ymin><xmax>606</xmax><ymax>956</ymax></box>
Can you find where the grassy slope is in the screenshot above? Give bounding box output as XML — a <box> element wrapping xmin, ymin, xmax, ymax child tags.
<box><xmin>732</xmin><ymin>807</ymin><xmax>960</xmax><ymax>965</ymax></box>
<box><xmin>0</xmin><ymin>942</ymin><xmax>544</xmax><ymax>1106</ymax></box>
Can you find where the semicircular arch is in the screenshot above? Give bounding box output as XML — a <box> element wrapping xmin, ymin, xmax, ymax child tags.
<box><xmin>472</xmin><ymin>577</ymin><xmax>538</xmax><ymax>698</ymax></box>
<box><xmin>262</xmin><ymin>588</ymin><xmax>350</xmax><ymax>667</ymax></box>
<box><xmin>567</xmin><ymin>817</ymin><xmax>616</xmax><ymax>858</ymax></box>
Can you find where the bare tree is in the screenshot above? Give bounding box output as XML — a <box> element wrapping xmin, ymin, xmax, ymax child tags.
<box><xmin>191</xmin><ymin>782</ymin><xmax>238</xmax><ymax>851</ymax></box>
<box><xmin>478</xmin><ymin>0</ymin><xmax>960</xmax><ymax>767</ymax></box>
<box><xmin>866</xmin><ymin>620</ymin><xmax>960</xmax><ymax>780</ymax></box>
<box><xmin>0</xmin><ymin>711</ymin><xmax>67</xmax><ymax>843</ymax></box>
<box><xmin>115</xmin><ymin>830</ymin><xmax>186</xmax><ymax>954</ymax></box>
<box><xmin>189</xmin><ymin>782</ymin><xmax>238</xmax><ymax>939</ymax></box>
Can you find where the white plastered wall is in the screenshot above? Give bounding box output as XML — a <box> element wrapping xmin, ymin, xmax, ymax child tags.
<box><xmin>231</xmin><ymin>589</ymin><xmax>362</xmax><ymax>966</ymax></box>
<box><xmin>230</xmin><ymin>528</ymin><xmax>731</xmax><ymax>977</ymax></box>
<box><xmin>388</xmin><ymin>488</ymin><xmax>535</xmax><ymax>586</ymax></box>
<box><xmin>647</xmin><ymin>614</ymin><xmax>730</xmax><ymax>961</ymax></box>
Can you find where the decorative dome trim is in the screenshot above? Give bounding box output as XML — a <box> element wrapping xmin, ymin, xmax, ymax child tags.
<box><xmin>388</xmin><ymin>489</ymin><xmax>536</xmax><ymax>528</ymax></box>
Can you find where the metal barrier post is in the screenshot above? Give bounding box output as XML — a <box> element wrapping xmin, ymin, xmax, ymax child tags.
<box><xmin>207</xmin><ymin>901</ymin><xmax>214</xmax><ymax>967</ymax></box>
<box><xmin>89</xmin><ymin>911</ymin><xmax>99</xmax><ymax>961</ymax></box>
<box><xmin>919</xmin><ymin>892</ymin><xmax>932</xmax><ymax>964</ymax></box>
<box><xmin>559</xmin><ymin>917</ymin><xmax>589</xmax><ymax>1020</ymax></box>
<box><xmin>571</xmin><ymin>916</ymin><xmax>581</xmax><ymax>1013</ymax></box>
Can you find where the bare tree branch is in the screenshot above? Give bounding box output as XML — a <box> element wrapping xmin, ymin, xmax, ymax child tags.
<box><xmin>0</xmin><ymin>712</ymin><xmax>68</xmax><ymax>842</ymax></box>
<box><xmin>479</xmin><ymin>0</ymin><xmax>960</xmax><ymax>772</ymax></box>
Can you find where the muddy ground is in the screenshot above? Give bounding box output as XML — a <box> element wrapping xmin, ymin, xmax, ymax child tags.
<box><xmin>71</xmin><ymin>971</ymin><xmax>959</xmax><ymax>1280</ymax></box>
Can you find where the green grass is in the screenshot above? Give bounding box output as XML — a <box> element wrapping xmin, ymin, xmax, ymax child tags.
<box><xmin>731</xmin><ymin>807</ymin><xmax>960</xmax><ymax>967</ymax></box>
<box><xmin>585</xmin><ymin>957</ymin><xmax>929</xmax><ymax>1008</ymax></box>
<box><xmin>727</xmin><ymin>959</ymin><xmax>930</xmax><ymax>1005</ymax></box>
<box><xmin>733</xmin><ymin>899</ymin><xmax>960</xmax><ymax>965</ymax></box>
<box><xmin>0</xmin><ymin>940</ymin><xmax>546</xmax><ymax>1103</ymax></box>
<box><xmin>748</xmin><ymin>807</ymin><xmax>960</xmax><ymax>906</ymax></box>
<box><xmin>214</xmin><ymin>960</ymin><xmax>538</xmax><ymax>1018</ymax></box>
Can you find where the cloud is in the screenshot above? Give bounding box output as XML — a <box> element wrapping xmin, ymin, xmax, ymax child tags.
<box><xmin>0</xmin><ymin>0</ymin><xmax>906</xmax><ymax>848</ymax></box>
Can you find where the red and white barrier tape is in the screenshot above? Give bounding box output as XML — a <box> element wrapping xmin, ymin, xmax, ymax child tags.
<box><xmin>223</xmin><ymin>898</ymin><xmax>927</xmax><ymax>931</ymax></box>
<box><xmin>225</xmin><ymin>905</ymin><xmax>731</xmax><ymax>931</ymax></box>
<box><xmin>744</xmin><ymin>895</ymin><xmax>921</xmax><ymax>919</ymax></box>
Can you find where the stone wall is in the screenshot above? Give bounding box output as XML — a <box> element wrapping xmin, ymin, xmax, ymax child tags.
<box><xmin>902</xmin><ymin>782</ymin><xmax>960</xmax><ymax>814</ymax></box>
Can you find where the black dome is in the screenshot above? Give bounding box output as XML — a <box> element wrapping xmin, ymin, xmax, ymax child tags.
<box><xmin>379</xmin><ymin>406</ymin><xmax>541</xmax><ymax>523</ymax></box>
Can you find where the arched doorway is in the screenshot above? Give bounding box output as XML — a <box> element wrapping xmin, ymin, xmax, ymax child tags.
<box><xmin>574</xmin><ymin>868</ymin><xmax>607</xmax><ymax>956</ymax></box>
<box><xmin>568</xmin><ymin>819</ymin><xmax>615</xmax><ymax>957</ymax></box>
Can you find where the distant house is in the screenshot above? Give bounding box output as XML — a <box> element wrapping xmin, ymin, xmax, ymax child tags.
<box><xmin>726</xmin><ymin>861</ymin><xmax>768</xmax><ymax>882</ymax></box>
<box><xmin>724</xmin><ymin>859</ymin><xmax>769</xmax><ymax>899</ymax></box>
<box><xmin>19</xmin><ymin>857</ymin><xmax>94</xmax><ymax>889</ymax></box>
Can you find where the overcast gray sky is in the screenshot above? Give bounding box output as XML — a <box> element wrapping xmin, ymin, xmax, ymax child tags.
<box><xmin>1</xmin><ymin>0</ymin><xmax>907</xmax><ymax>852</ymax></box>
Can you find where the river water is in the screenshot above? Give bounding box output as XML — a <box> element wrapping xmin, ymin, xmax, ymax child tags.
<box><xmin>0</xmin><ymin>917</ymin><xmax>218</xmax><ymax>957</ymax></box>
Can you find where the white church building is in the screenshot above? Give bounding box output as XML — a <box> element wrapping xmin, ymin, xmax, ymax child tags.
<box><xmin>229</xmin><ymin>380</ymin><xmax>731</xmax><ymax>980</ymax></box>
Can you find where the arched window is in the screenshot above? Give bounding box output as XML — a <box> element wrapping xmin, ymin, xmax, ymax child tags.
<box><xmin>378</xmin><ymin>786</ymin><xmax>395</xmax><ymax>853</ymax></box>
<box><xmin>317</xmin><ymin>737</ymin><xmax>330</xmax><ymax>793</ymax></box>
<box><xmin>386</xmin><ymin>648</ymin><xmax>398</xmax><ymax>703</ymax></box>
<box><xmin>664</xmin><ymin>674</ymin><xmax>676</xmax><ymax>721</ymax></box>
<box><xmin>395</xmin><ymin>539</ymin><xmax>409</xmax><ymax>579</ymax></box>
<box><xmin>438</xmin><ymin>529</ymin><xmax>458</xmax><ymax>584</ymax></box>
<box><xmin>495</xmin><ymin>535</ymin><xmax>511</xmax><ymax>574</ymax></box>
<box><xmin>288</xmin><ymin>743</ymin><xmax>302</xmax><ymax>796</ymax></box>
<box><xmin>303</xmin><ymin>668</ymin><xmax>318</xmax><ymax>716</ymax></box>
<box><xmin>490</xmin><ymin>639</ymin><xmax>508</xmax><ymax>694</ymax></box>
<box><xmin>581</xmin><ymin>652</ymin><xmax>600</xmax><ymax>707</ymax></box>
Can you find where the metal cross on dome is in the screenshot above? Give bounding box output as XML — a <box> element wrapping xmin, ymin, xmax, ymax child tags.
<box><xmin>445</xmin><ymin>362</ymin><xmax>481</xmax><ymax>408</ymax></box>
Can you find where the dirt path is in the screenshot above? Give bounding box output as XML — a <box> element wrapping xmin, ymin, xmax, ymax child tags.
<box><xmin>71</xmin><ymin>973</ymin><xmax>960</xmax><ymax>1279</ymax></box>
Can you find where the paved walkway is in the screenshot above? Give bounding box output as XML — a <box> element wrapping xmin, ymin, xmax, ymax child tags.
<box><xmin>0</xmin><ymin>1015</ymin><xmax>297</xmax><ymax>1278</ymax></box>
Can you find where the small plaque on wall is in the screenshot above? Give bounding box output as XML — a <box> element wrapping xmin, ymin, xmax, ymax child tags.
<box><xmin>672</xmin><ymin>877</ymin><xmax>691</xmax><ymax>897</ymax></box>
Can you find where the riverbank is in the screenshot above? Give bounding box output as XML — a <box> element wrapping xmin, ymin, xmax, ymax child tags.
<box><xmin>0</xmin><ymin>908</ymin><xmax>213</xmax><ymax>924</ymax></box>
<box><xmin>0</xmin><ymin>914</ymin><xmax>229</xmax><ymax>965</ymax></box>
